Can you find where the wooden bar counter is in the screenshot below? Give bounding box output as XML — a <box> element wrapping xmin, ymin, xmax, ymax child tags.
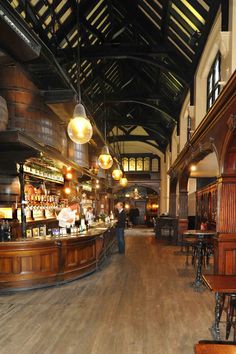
<box><xmin>0</xmin><ymin>222</ymin><xmax>116</xmax><ymax>293</ymax></box>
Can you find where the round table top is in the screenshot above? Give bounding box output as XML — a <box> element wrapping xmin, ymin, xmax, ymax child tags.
<box><xmin>183</xmin><ymin>229</ymin><xmax>216</xmax><ymax>236</ymax></box>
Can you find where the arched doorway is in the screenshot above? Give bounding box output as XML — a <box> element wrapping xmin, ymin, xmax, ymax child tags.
<box><xmin>114</xmin><ymin>185</ymin><xmax>159</xmax><ymax>226</ymax></box>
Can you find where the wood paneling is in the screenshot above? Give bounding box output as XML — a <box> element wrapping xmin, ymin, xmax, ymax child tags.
<box><xmin>218</xmin><ymin>178</ymin><xmax>236</xmax><ymax>233</ymax></box>
<box><xmin>214</xmin><ymin>235</ymin><xmax>236</xmax><ymax>275</ymax></box>
<box><xmin>0</xmin><ymin>225</ymin><xmax>116</xmax><ymax>292</ymax></box>
<box><xmin>196</xmin><ymin>182</ymin><xmax>217</xmax><ymax>229</ymax></box>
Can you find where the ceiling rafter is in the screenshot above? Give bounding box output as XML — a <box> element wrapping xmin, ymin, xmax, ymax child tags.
<box><xmin>2</xmin><ymin>0</ymin><xmax>222</xmax><ymax>153</ymax></box>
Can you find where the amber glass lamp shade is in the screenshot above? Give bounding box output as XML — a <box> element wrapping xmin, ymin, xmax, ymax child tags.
<box><xmin>119</xmin><ymin>177</ymin><xmax>128</xmax><ymax>187</ymax></box>
<box><xmin>64</xmin><ymin>187</ymin><xmax>71</xmax><ymax>195</ymax></box>
<box><xmin>67</xmin><ymin>103</ymin><xmax>93</xmax><ymax>144</ymax></box>
<box><xmin>98</xmin><ymin>146</ymin><xmax>113</xmax><ymax>169</ymax></box>
<box><xmin>112</xmin><ymin>166</ymin><xmax>123</xmax><ymax>180</ymax></box>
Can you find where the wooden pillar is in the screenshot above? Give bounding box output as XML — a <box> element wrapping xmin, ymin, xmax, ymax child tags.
<box><xmin>214</xmin><ymin>176</ymin><xmax>236</xmax><ymax>274</ymax></box>
<box><xmin>169</xmin><ymin>177</ymin><xmax>177</xmax><ymax>217</ymax></box>
<box><xmin>169</xmin><ymin>192</ymin><xmax>176</xmax><ymax>216</ymax></box>
<box><xmin>178</xmin><ymin>190</ymin><xmax>188</xmax><ymax>236</ymax></box>
<box><xmin>18</xmin><ymin>163</ymin><xmax>26</xmax><ymax>238</ymax></box>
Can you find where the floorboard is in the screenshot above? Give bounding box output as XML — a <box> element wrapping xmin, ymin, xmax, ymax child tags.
<box><xmin>0</xmin><ymin>228</ymin><xmax>224</xmax><ymax>354</ymax></box>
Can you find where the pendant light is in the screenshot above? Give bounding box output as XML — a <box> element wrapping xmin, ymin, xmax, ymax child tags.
<box><xmin>119</xmin><ymin>132</ymin><xmax>128</xmax><ymax>187</ymax></box>
<box><xmin>98</xmin><ymin>145</ymin><xmax>113</xmax><ymax>169</ymax></box>
<box><xmin>119</xmin><ymin>176</ymin><xmax>128</xmax><ymax>187</ymax></box>
<box><xmin>98</xmin><ymin>64</ymin><xmax>113</xmax><ymax>169</ymax></box>
<box><xmin>67</xmin><ymin>0</ymin><xmax>93</xmax><ymax>144</ymax></box>
<box><xmin>112</xmin><ymin>163</ymin><xmax>123</xmax><ymax>180</ymax></box>
<box><xmin>112</xmin><ymin>129</ymin><xmax>123</xmax><ymax>180</ymax></box>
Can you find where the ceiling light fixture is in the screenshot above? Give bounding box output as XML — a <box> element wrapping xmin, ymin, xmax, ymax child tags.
<box><xmin>67</xmin><ymin>1</ymin><xmax>93</xmax><ymax>144</ymax></box>
<box><xmin>112</xmin><ymin>164</ymin><xmax>123</xmax><ymax>180</ymax></box>
<box><xmin>119</xmin><ymin>176</ymin><xmax>128</xmax><ymax>187</ymax></box>
<box><xmin>98</xmin><ymin>145</ymin><xmax>113</xmax><ymax>170</ymax></box>
<box><xmin>98</xmin><ymin>61</ymin><xmax>113</xmax><ymax>170</ymax></box>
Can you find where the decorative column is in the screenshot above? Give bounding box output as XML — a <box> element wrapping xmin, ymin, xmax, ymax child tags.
<box><xmin>214</xmin><ymin>115</ymin><xmax>236</xmax><ymax>274</ymax></box>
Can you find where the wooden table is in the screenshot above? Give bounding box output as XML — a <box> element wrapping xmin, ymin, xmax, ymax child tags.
<box><xmin>203</xmin><ymin>274</ymin><xmax>236</xmax><ymax>340</ymax></box>
<box><xmin>195</xmin><ymin>343</ymin><xmax>236</xmax><ymax>354</ymax></box>
<box><xmin>183</xmin><ymin>230</ymin><xmax>215</xmax><ymax>289</ymax></box>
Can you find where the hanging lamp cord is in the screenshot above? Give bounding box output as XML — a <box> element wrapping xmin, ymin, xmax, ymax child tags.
<box><xmin>76</xmin><ymin>0</ymin><xmax>81</xmax><ymax>103</ymax></box>
<box><xmin>103</xmin><ymin>59</ymin><xmax>106</xmax><ymax>145</ymax></box>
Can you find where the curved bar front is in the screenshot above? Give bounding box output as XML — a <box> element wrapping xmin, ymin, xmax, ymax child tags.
<box><xmin>0</xmin><ymin>223</ymin><xmax>116</xmax><ymax>293</ymax></box>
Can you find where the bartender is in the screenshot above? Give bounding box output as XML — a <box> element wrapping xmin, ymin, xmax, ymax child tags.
<box><xmin>57</xmin><ymin>200</ymin><xmax>79</xmax><ymax>228</ymax></box>
<box><xmin>85</xmin><ymin>206</ymin><xmax>94</xmax><ymax>225</ymax></box>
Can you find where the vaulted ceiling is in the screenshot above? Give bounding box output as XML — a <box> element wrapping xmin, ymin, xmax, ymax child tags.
<box><xmin>0</xmin><ymin>0</ymin><xmax>221</xmax><ymax>153</ymax></box>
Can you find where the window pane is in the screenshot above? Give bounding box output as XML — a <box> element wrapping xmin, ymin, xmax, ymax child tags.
<box><xmin>122</xmin><ymin>158</ymin><xmax>128</xmax><ymax>172</ymax></box>
<box><xmin>137</xmin><ymin>158</ymin><xmax>143</xmax><ymax>171</ymax></box>
<box><xmin>152</xmin><ymin>158</ymin><xmax>159</xmax><ymax>172</ymax></box>
<box><xmin>129</xmin><ymin>158</ymin><xmax>135</xmax><ymax>171</ymax></box>
<box><xmin>144</xmin><ymin>157</ymin><xmax>150</xmax><ymax>171</ymax></box>
<box><xmin>208</xmin><ymin>74</ymin><xmax>213</xmax><ymax>93</ymax></box>
<box><xmin>215</xmin><ymin>86</ymin><xmax>220</xmax><ymax>100</ymax></box>
<box><xmin>214</xmin><ymin>59</ymin><xmax>219</xmax><ymax>83</ymax></box>
<box><xmin>209</xmin><ymin>97</ymin><xmax>212</xmax><ymax>108</ymax></box>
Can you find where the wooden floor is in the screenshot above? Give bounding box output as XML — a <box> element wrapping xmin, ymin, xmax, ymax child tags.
<box><xmin>0</xmin><ymin>228</ymin><xmax>218</xmax><ymax>354</ymax></box>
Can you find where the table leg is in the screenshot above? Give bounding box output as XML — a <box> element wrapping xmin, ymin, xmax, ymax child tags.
<box><xmin>192</xmin><ymin>239</ymin><xmax>203</xmax><ymax>289</ymax></box>
<box><xmin>211</xmin><ymin>292</ymin><xmax>222</xmax><ymax>340</ymax></box>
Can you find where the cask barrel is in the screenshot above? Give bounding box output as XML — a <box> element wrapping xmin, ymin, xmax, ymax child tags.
<box><xmin>0</xmin><ymin>96</ymin><xmax>8</xmax><ymax>131</ymax></box>
<box><xmin>0</xmin><ymin>174</ymin><xmax>19</xmax><ymax>206</ymax></box>
<box><xmin>0</xmin><ymin>66</ymin><xmax>66</xmax><ymax>153</ymax></box>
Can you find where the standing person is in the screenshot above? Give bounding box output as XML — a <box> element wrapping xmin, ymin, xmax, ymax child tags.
<box><xmin>85</xmin><ymin>206</ymin><xmax>94</xmax><ymax>226</ymax></box>
<box><xmin>57</xmin><ymin>201</ymin><xmax>79</xmax><ymax>228</ymax></box>
<box><xmin>115</xmin><ymin>202</ymin><xmax>126</xmax><ymax>254</ymax></box>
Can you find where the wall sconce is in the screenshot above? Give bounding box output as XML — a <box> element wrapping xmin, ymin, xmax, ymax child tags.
<box><xmin>190</xmin><ymin>164</ymin><xmax>197</xmax><ymax>172</ymax></box>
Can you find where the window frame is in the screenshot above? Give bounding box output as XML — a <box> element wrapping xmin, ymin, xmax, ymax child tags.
<box><xmin>207</xmin><ymin>52</ymin><xmax>221</xmax><ymax>111</ymax></box>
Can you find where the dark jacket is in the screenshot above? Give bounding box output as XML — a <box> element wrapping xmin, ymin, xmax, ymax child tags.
<box><xmin>116</xmin><ymin>209</ymin><xmax>126</xmax><ymax>228</ymax></box>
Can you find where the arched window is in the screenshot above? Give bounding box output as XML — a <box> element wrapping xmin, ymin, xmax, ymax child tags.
<box><xmin>122</xmin><ymin>157</ymin><xmax>128</xmax><ymax>171</ymax></box>
<box><xmin>129</xmin><ymin>158</ymin><xmax>135</xmax><ymax>171</ymax></box>
<box><xmin>152</xmin><ymin>158</ymin><xmax>159</xmax><ymax>172</ymax></box>
<box><xmin>137</xmin><ymin>158</ymin><xmax>143</xmax><ymax>171</ymax></box>
<box><xmin>144</xmin><ymin>157</ymin><xmax>150</xmax><ymax>171</ymax></box>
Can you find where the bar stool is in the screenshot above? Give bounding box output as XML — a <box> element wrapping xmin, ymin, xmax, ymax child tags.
<box><xmin>202</xmin><ymin>235</ymin><xmax>214</xmax><ymax>268</ymax></box>
<box><xmin>182</xmin><ymin>235</ymin><xmax>198</xmax><ymax>266</ymax></box>
<box><xmin>225</xmin><ymin>295</ymin><xmax>236</xmax><ymax>341</ymax></box>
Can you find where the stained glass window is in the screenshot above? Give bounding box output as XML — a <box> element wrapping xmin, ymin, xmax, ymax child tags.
<box><xmin>129</xmin><ymin>158</ymin><xmax>136</xmax><ymax>171</ymax></box>
<box><xmin>152</xmin><ymin>158</ymin><xmax>159</xmax><ymax>172</ymax></box>
<box><xmin>144</xmin><ymin>157</ymin><xmax>150</xmax><ymax>171</ymax></box>
<box><xmin>122</xmin><ymin>158</ymin><xmax>128</xmax><ymax>172</ymax></box>
<box><xmin>137</xmin><ymin>158</ymin><xmax>143</xmax><ymax>171</ymax></box>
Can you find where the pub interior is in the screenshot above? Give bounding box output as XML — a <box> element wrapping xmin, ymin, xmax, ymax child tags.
<box><xmin>0</xmin><ymin>1</ymin><xmax>236</xmax><ymax>353</ymax></box>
